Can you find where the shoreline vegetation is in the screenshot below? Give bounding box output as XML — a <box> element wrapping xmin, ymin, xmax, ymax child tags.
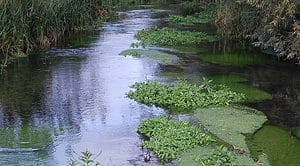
<box><xmin>0</xmin><ymin>0</ymin><xmax>173</xmax><ymax>69</ymax></box>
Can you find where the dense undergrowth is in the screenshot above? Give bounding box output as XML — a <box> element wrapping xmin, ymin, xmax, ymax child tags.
<box><xmin>168</xmin><ymin>1</ymin><xmax>215</xmax><ymax>26</ymax></box>
<box><xmin>214</xmin><ymin>0</ymin><xmax>300</xmax><ymax>62</ymax></box>
<box><xmin>127</xmin><ymin>79</ymin><xmax>245</xmax><ymax>113</ymax></box>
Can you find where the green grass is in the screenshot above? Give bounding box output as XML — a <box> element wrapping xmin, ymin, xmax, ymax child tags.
<box><xmin>138</xmin><ymin>117</ymin><xmax>213</xmax><ymax>162</ymax></box>
<box><xmin>134</xmin><ymin>28</ymin><xmax>220</xmax><ymax>47</ymax></box>
<box><xmin>127</xmin><ymin>79</ymin><xmax>245</xmax><ymax>113</ymax></box>
<box><xmin>119</xmin><ymin>49</ymin><xmax>179</xmax><ymax>63</ymax></box>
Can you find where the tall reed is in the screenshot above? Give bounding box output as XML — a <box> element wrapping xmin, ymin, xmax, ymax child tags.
<box><xmin>0</xmin><ymin>0</ymin><xmax>110</xmax><ymax>66</ymax></box>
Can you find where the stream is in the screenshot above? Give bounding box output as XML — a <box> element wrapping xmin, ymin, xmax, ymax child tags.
<box><xmin>0</xmin><ymin>8</ymin><xmax>299</xmax><ymax>166</ymax></box>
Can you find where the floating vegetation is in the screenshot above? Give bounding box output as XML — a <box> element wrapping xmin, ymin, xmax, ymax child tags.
<box><xmin>138</xmin><ymin>117</ymin><xmax>213</xmax><ymax>162</ymax></box>
<box><xmin>127</xmin><ymin>79</ymin><xmax>245</xmax><ymax>113</ymax></box>
<box><xmin>119</xmin><ymin>49</ymin><xmax>178</xmax><ymax>63</ymax></box>
<box><xmin>135</xmin><ymin>28</ymin><xmax>220</xmax><ymax>47</ymax></box>
<box><xmin>157</xmin><ymin>74</ymin><xmax>272</xmax><ymax>103</ymax></box>
<box><xmin>193</xmin><ymin>106</ymin><xmax>267</xmax><ymax>152</ymax></box>
<box><xmin>168</xmin><ymin>13</ymin><xmax>215</xmax><ymax>26</ymax></box>
<box><xmin>248</xmin><ymin>125</ymin><xmax>300</xmax><ymax>166</ymax></box>
<box><xmin>177</xmin><ymin>146</ymin><xmax>269</xmax><ymax>166</ymax></box>
<box><xmin>194</xmin><ymin>146</ymin><xmax>235</xmax><ymax>165</ymax></box>
<box><xmin>208</xmin><ymin>75</ymin><xmax>272</xmax><ymax>102</ymax></box>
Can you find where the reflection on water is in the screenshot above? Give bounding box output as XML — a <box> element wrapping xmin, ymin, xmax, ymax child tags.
<box><xmin>0</xmin><ymin>9</ymin><xmax>167</xmax><ymax>165</ymax></box>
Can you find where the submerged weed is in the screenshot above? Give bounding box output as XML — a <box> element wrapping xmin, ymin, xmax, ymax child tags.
<box><xmin>138</xmin><ymin>117</ymin><xmax>213</xmax><ymax>162</ymax></box>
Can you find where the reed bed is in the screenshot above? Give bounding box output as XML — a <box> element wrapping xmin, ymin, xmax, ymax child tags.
<box><xmin>0</xmin><ymin>0</ymin><xmax>113</xmax><ymax>66</ymax></box>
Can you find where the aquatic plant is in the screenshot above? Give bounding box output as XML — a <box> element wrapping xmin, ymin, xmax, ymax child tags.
<box><xmin>193</xmin><ymin>106</ymin><xmax>267</xmax><ymax>152</ymax></box>
<box><xmin>208</xmin><ymin>75</ymin><xmax>272</xmax><ymax>102</ymax></box>
<box><xmin>138</xmin><ymin>117</ymin><xmax>213</xmax><ymax>162</ymax></box>
<box><xmin>248</xmin><ymin>125</ymin><xmax>300</xmax><ymax>166</ymax></box>
<box><xmin>127</xmin><ymin>79</ymin><xmax>245</xmax><ymax>113</ymax></box>
<box><xmin>135</xmin><ymin>28</ymin><xmax>220</xmax><ymax>47</ymax></box>
<box><xmin>119</xmin><ymin>49</ymin><xmax>178</xmax><ymax>63</ymax></box>
<box><xmin>198</xmin><ymin>52</ymin><xmax>275</xmax><ymax>67</ymax></box>
<box><xmin>195</xmin><ymin>146</ymin><xmax>235</xmax><ymax>165</ymax></box>
<box><xmin>168</xmin><ymin>13</ymin><xmax>215</xmax><ymax>26</ymax></box>
<box><xmin>71</xmin><ymin>150</ymin><xmax>101</xmax><ymax>166</ymax></box>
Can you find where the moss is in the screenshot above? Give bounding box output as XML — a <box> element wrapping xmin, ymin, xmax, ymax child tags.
<box><xmin>248</xmin><ymin>125</ymin><xmax>300</xmax><ymax>166</ymax></box>
<box><xmin>198</xmin><ymin>52</ymin><xmax>275</xmax><ymax>67</ymax></box>
<box><xmin>119</xmin><ymin>49</ymin><xmax>179</xmax><ymax>64</ymax></box>
<box><xmin>193</xmin><ymin>106</ymin><xmax>267</xmax><ymax>152</ymax></box>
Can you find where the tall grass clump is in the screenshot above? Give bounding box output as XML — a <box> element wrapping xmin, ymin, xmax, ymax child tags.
<box><xmin>0</xmin><ymin>0</ymin><xmax>112</xmax><ymax>67</ymax></box>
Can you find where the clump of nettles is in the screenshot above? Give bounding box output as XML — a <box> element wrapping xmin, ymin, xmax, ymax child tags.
<box><xmin>134</xmin><ymin>28</ymin><xmax>219</xmax><ymax>47</ymax></box>
<box><xmin>195</xmin><ymin>146</ymin><xmax>235</xmax><ymax>165</ymax></box>
<box><xmin>138</xmin><ymin>117</ymin><xmax>213</xmax><ymax>162</ymax></box>
<box><xmin>127</xmin><ymin>79</ymin><xmax>245</xmax><ymax>113</ymax></box>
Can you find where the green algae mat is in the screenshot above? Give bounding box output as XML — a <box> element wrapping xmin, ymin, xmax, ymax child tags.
<box><xmin>119</xmin><ymin>49</ymin><xmax>179</xmax><ymax>64</ymax></box>
<box><xmin>198</xmin><ymin>52</ymin><xmax>276</xmax><ymax>67</ymax></box>
<box><xmin>208</xmin><ymin>75</ymin><xmax>272</xmax><ymax>102</ymax></box>
<box><xmin>158</xmin><ymin>73</ymin><xmax>272</xmax><ymax>102</ymax></box>
<box><xmin>248</xmin><ymin>125</ymin><xmax>300</xmax><ymax>166</ymax></box>
<box><xmin>192</xmin><ymin>106</ymin><xmax>267</xmax><ymax>152</ymax></box>
<box><xmin>176</xmin><ymin>106</ymin><xmax>270</xmax><ymax>166</ymax></box>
